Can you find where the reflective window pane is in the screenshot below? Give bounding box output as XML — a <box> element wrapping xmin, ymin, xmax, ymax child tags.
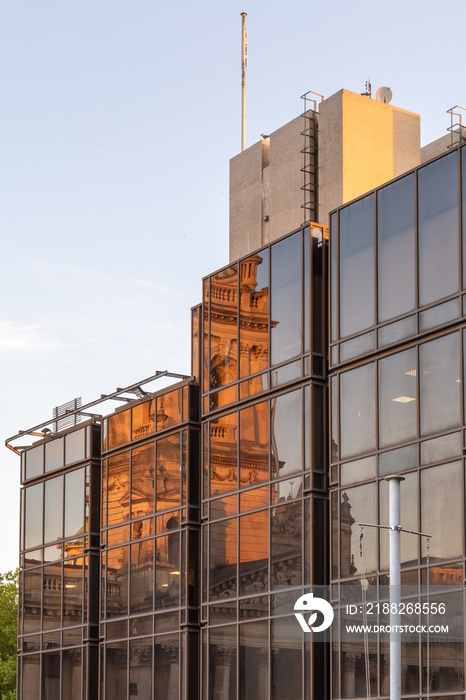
<box><xmin>209</xmin><ymin>625</ymin><xmax>237</xmax><ymax>700</ymax></box>
<box><xmin>209</xmin><ymin>265</ymin><xmax>239</xmax><ymax>390</ymax></box>
<box><xmin>420</xmin><ymin>333</ymin><xmax>461</xmax><ymax>437</ymax></box>
<box><xmin>340</xmin><ymin>483</ymin><xmax>377</xmax><ymax>576</ymax></box>
<box><xmin>210</xmin><ymin>413</ymin><xmax>238</xmax><ymax>497</ymax></box>
<box><xmin>25</xmin><ymin>445</ymin><xmax>44</xmax><ymax>480</ymax></box>
<box><xmin>378</xmin><ymin>348</ymin><xmax>417</xmax><ymax>449</ymax></box>
<box><xmin>45</xmin><ymin>437</ymin><xmax>64</xmax><ymax>473</ymax></box>
<box><xmin>210</xmin><ymin>518</ymin><xmax>237</xmax><ymax>601</ymax></box>
<box><xmin>106</xmin><ymin>546</ymin><xmax>129</xmax><ymax>618</ymax></box>
<box><xmin>240</xmin><ymin>401</ymin><xmax>269</xmax><ymax>487</ymax></box>
<box><xmin>130</xmin><ymin>638</ymin><xmax>152</xmax><ymax>698</ymax></box>
<box><xmin>421</xmin><ymin>462</ymin><xmax>463</xmax><ymax>561</ymax></box>
<box><xmin>271</xmin><ymin>501</ymin><xmax>302</xmax><ymax>589</ymax></box>
<box><xmin>154</xmin><ymin>634</ymin><xmax>179</xmax><ymax>700</ymax></box>
<box><xmin>44</xmin><ymin>476</ymin><xmax>63</xmax><ymax>545</ymax></box>
<box><xmin>240</xmin><ymin>511</ymin><xmax>268</xmax><ymax>595</ymax></box>
<box><xmin>419</xmin><ymin>152</ymin><xmax>459</xmax><ymax>305</ymax></box>
<box><xmin>131</xmin><ymin>443</ymin><xmax>155</xmax><ymax>519</ymax></box>
<box><xmin>340</xmin><ymin>363</ymin><xmax>376</xmax><ymax>459</ymax></box>
<box><xmin>65</xmin><ymin>428</ymin><xmax>85</xmax><ymax>465</ymax></box>
<box><xmin>65</xmin><ymin>468</ymin><xmax>85</xmax><ymax>539</ymax></box>
<box><xmin>107</xmin><ymin>452</ymin><xmax>130</xmax><ymax>526</ymax></box>
<box><xmin>271</xmin><ymin>617</ymin><xmax>302</xmax><ymax>700</ymax></box>
<box><xmin>155</xmin><ymin>533</ymin><xmax>180</xmax><ymax>609</ymax></box>
<box><xmin>42</xmin><ymin>651</ymin><xmax>60</xmax><ymax>700</ymax></box>
<box><xmin>108</xmin><ymin>410</ymin><xmax>131</xmax><ymax>449</ymax></box>
<box><xmin>62</xmin><ymin>647</ymin><xmax>82</xmax><ymax>700</ymax></box>
<box><xmin>156</xmin><ymin>435</ymin><xmax>181</xmax><ymax>512</ymax></box>
<box><xmin>271</xmin><ymin>389</ymin><xmax>302</xmax><ymax>479</ymax></box>
<box><xmin>239</xmin><ymin>621</ymin><xmax>268</xmax><ymax>700</ymax></box>
<box><xmin>271</xmin><ymin>232</ymin><xmax>302</xmax><ymax>364</ymax></box>
<box><xmin>25</xmin><ymin>482</ymin><xmax>43</xmax><ymax>550</ymax></box>
<box><xmin>377</xmin><ymin>174</ymin><xmax>415</xmax><ymax>322</ymax></box>
<box><xmin>130</xmin><ymin>540</ymin><xmax>154</xmax><ymax>614</ymax></box>
<box><xmin>63</xmin><ymin>559</ymin><xmax>83</xmax><ymax>627</ymax></box>
<box><xmin>132</xmin><ymin>399</ymin><xmax>155</xmax><ymax>440</ymax></box>
<box><xmin>42</xmin><ymin>563</ymin><xmax>62</xmax><ymax>630</ymax></box>
<box><xmin>339</xmin><ymin>194</ymin><xmax>375</xmax><ymax>337</ymax></box>
<box><xmin>105</xmin><ymin>641</ymin><xmax>127</xmax><ymax>700</ymax></box>
<box><xmin>239</xmin><ymin>250</ymin><xmax>269</xmax><ymax>379</ymax></box>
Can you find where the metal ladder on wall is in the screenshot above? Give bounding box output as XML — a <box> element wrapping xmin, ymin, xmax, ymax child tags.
<box><xmin>300</xmin><ymin>90</ymin><xmax>323</xmax><ymax>224</ymax></box>
<box><xmin>447</xmin><ymin>105</ymin><xmax>466</xmax><ymax>148</ymax></box>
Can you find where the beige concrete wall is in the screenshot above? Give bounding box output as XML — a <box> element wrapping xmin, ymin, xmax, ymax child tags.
<box><xmin>229</xmin><ymin>141</ymin><xmax>268</xmax><ymax>262</ymax></box>
<box><xmin>318</xmin><ymin>90</ymin><xmax>420</xmax><ymax>224</ymax></box>
<box><xmin>421</xmin><ymin>133</ymin><xmax>452</xmax><ymax>163</ymax></box>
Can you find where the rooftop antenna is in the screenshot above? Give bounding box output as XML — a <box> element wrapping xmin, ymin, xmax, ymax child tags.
<box><xmin>241</xmin><ymin>12</ymin><xmax>247</xmax><ymax>151</ymax></box>
<box><xmin>361</xmin><ymin>78</ymin><xmax>372</xmax><ymax>98</ymax></box>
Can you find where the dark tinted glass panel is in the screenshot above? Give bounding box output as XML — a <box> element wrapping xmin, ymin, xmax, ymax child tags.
<box><xmin>65</xmin><ymin>468</ymin><xmax>85</xmax><ymax>539</ymax></box>
<box><xmin>421</xmin><ymin>462</ymin><xmax>463</xmax><ymax>561</ymax></box>
<box><xmin>25</xmin><ymin>482</ymin><xmax>43</xmax><ymax>550</ymax></box>
<box><xmin>106</xmin><ymin>546</ymin><xmax>129</xmax><ymax>618</ymax></box>
<box><xmin>156</xmin><ymin>434</ymin><xmax>181</xmax><ymax>511</ymax></box>
<box><xmin>132</xmin><ymin>443</ymin><xmax>155</xmax><ymax>519</ymax></box>
<box><xmin>210</xmin><ymin>413</ymin><xmax>237</xmax><ymax>497</ymax></box>
<box><xmin>132</xmin><ymin>399</ymin><xmax>155</xmax><ymax>440</ymax></box>
<box><xmin>209</xmin><ymin>265</ymin><xmax>239</xmax><ymax>390</ymax></box>
<box><xmin>462</xmin><ymin>147</ymin><xmax>466</xmax><ymax>289</ymax></box>
<box><xmin>42</xmin><ymin>651</ymin><xmax>60</xmax><ymax>700</ymax></box>
<box><xmin>239</xmin><ymin>511</ymin><xmax>268</xmax><ymax>595</ymax></box>
<box><xmin>210</xmin><ymin>519</ymin><xmax>237</xmax><ymax>601</ymax></box>
<box><xmin>44</xmin><ymin>476</ymin><xmax>63</xmax><ymax>544</ymax></box>
<box><xmin>106</xmin><ymin>641</ymin><xmax>127</xmax><ymax>700</ymax></box>
<box><xmin>239</xmin><ymin>401</ymin><xmax>269</xmax><ymax>488</ymax></box>
<box><xmin>45</xmin><ymin>437</ymin><xmax>64</xmax><ymax>473</ymax></box>
<box><xmin>340</xmin><ymin>363</ymin><xmax>376</xmax><ymax>458</ymax></box>
<box><xmin>340</xmin><ymin>456</ymin><xmax>377</xmax><ymax>486</ymax></box>
<box><xmin>422</xmin><ymin>593</ymin><xmax>464</xmax><ymax>693</ymax></box>
<box><xmin>377</xmin><ymin>174</ymin><xmax>415</xmax><ymax>321</ymax></box>
<box><xmin>107</xmin><ymin>452</ymin><xmax>130</xmax><ymax>526</ymax></box>
<box><xmin>340</xmin><ymin>483</ymin><xmax>377</xmax><ymax>576</ymax></box>
<box><xmin>420</xmin><ymin>333</ymin><xmax>461</xmax><ymax>436</ymax></box>
<box><xmin>22</xmin><ymin>654</ymin><xmax>40</xmax><ymax>699</ymax></box>
<box><xmin>26</xmin><ymin>445</ymin><xmax>43</xmax><ymax>480</ymax></box>
<box><xmin>130</xmin><ymin>540</ymin><xmax>154</xmax><ymax>614</ymax></box>
<box><xmin>271</xmin><ymin>389</ymin><xmax>302</xmax><ymax>478</ymax></box>
<box><xmin>271</xmin><ymin>501</ymin><xmax>302</xmax><ymax>589</ymax></box>
<box><xmin>62</xmin><ymin>647</ymin><xmax>82</xmax><ymax>700</ymax></box>
<box><xmin>419</xmin><ymin>298</ymin><xmax>460</xmax><ymax>331</ymax></box>
<box><xmin>271</xmin><ymin>232</ymin><xmax>302</xmax><ymax>364</ymax></box>
<box><xmin>65</xmin><ymin>427</ymin><xmax>86</xmax><ymax>465</ymax></box>
<box><xmin>339</xmin><ymin>194</ymin><xmax>375</xmax><ymax>337</ymax></box>
<box><xmin>418</xmin><ymin>152</ymin><xmax>459</xmax><ymax>305</ymax></box>
<box><xmin>42</xmin><ymin>563</ymin><xmax>62</xmax><ymax>630</ymax></box>
<box><xmin>421</xmin><ymin>432</ymin><xmax>462</xmax><ymax>465</ymax></box>
<box><xmin>378</xmin><ymin>348</ymin><xmax>417</xmax><ymax>448</ymax></box>
<box><xmin>271</xmin><ymin>616</ymin><xmax>302</xmax><ymax>700</ymax></box>
<box><xmin>304</xmin><ymin>230</ymin><xmax>310</xmax><ymax>353</ymax></box>
<box><xmin>209</xmin><ymin>625</ymin><xmax>237</xmax><ymax>700</ymax></box>
<box><xmin>130</xmin><ymin>638</ymin><xmax>152</xmax><ymax>698</ymax></box>
<box><xmin>155</xmin><ymin>533</ymin><xmax>180</xmax><ymax>609</ymax></box>
<box><xmin>239</xmin><ymin>250</ymin><xmax>269</xmax><ymax>379</ymax></box>
<box><xmin>239</xmin><ymin>621</ymin><xmax>268</xmax><ymax>700</ymax></box>
<box><xmin>63</xmin><ymin>559</ymin><xmax>83</xmax><ymax>626</ymax></box>
<box><xmin>154</xmin><ymin>634</ymin><xmax>179</xmax><ymax>700</ymax></box>
<box><xmin>330</xmin><ymin>376</ymin><xmax>338</xmax><ymax>463</ymax></box>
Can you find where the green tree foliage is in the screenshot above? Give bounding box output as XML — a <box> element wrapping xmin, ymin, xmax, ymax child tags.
<box><xmin>0</xmin><ymin>570</ymin><xmax>18</xmax><ymax>700</ymax></box>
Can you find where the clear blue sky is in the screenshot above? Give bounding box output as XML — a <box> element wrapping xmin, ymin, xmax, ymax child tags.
<box><xmin>0</xmin><ymin>0</ymin><xmax>461</xmax><ymax>572</ymax></box>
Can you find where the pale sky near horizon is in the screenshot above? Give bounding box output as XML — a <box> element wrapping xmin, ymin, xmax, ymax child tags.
<box><xmin>0</xmin><ymin>0</ymin><xmax>462</xmax><ymax>572</ymax></box>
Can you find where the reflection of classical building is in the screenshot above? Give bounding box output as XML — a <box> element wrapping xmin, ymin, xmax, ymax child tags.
<box><xmin>11</xmin><ymin>87</ymin><xmax>466</xmax><ymax>699</ymax></box>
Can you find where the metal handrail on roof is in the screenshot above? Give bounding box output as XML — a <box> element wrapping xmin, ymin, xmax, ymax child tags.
<box><xmin>5</xmin><ymin>369</ymin><xmax>191</xmax><ymax>454</ymax></box>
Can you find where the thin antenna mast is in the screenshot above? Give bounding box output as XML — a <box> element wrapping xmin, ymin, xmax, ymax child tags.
<box><xmin>241</xmin><ymin>12</ymin><xmax>247</xmax><ymax>151</ymax></box>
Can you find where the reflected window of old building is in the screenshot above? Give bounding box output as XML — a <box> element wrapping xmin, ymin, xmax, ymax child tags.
<box><xmin>240</xmin><ymin>251</ymin><xmax>269</xmax><ymax>380</ymax></box>
<box><xmin>210</xmin><ymin>413</ymin><xmax>237</xmax><ymax>498</ymax></box>
<box><xmin>156</xmin><ymin>435</ymin><xmax>181</xmax><ymax>512</ymax></box>
<box><xmin>132</xmin><ymin>400</ymin><xmax>155</xmax><ymax>440</ymax></box>
<box><xmin>131</xmin><ymin>443</ymin><xmax>155</xmax><ymax>519</ymax></box>
<box><xmin>106</xmin><ymin>546</ymin><xmax>129</xmax><ymax>619</ymax></box>
<box><xmin>107</xmin><ymin>452</ymin><xmax>130</xmax><ymax>527</ymax></box>
<box><xmin>209</xmin><ymin>265</ymin><xmax>239</xmax><ymax>392</ymax></box>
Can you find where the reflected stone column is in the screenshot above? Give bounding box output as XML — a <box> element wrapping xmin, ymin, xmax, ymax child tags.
<box><xmin>162</xmin><ymin>641</ymin><xmax>180</xmax><ymax>700</ymax></box>
<box><xmin>212</xmin><ymin>646</ymin><xmax>234</xmax><ymax>700</ymax></box>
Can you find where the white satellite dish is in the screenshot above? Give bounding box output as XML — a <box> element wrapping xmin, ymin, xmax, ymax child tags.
<box><xmin>376</xmin><ymin>87</ymin><xmax>393</xmax><ymax>104</ymax></box>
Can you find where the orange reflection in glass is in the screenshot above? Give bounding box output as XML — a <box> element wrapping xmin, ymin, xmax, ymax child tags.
<box><xmin>210</xmin><ymin>413</ymin><xmax>238</xmax><ymax>497</ymax></box>
<box><xmin>239</xmin><ymin>401</ymin><xmax>269</xmax><ymax>488</ymax></box>
<box><xmin>239</xmin><ymin>253</ymin><xmax>269</xmax><ymax>380</ymax></box>
<box><xmin>131</xmin><ymin>443</ymin><xmax>155</xmax><ymax>519</ymax></box>
<box><xmin>156</xmin><ymin>435</ymin><xmax>181</xmax><ymax>511</ymax></box>
<box><xmin>107</xmin><ymin>452</ymin><xmax>130</xmax><ymax>526</ymax></box>
<box><xmin>156</xmin><ymin>389</ymin><xmax>182</xmax><ymax>431</ymax></box>
<box><xmin>132</xmin><ymin>400</ymin><xmax>155</xmax><ymax>441</ymax></box>
<box><xmin>209</xmin><ymin>265</ymin><xmax>238</xmax><ymax>391</ymax></box>
<box><xmin>108</xmin><ymin>410</ymin><xmax>131</xmax><ymax>449</ymax></box>
<box><xmin>240</xmin><ymin>511</ymin><xmax>269</xmax><ymax>595</ymax></box>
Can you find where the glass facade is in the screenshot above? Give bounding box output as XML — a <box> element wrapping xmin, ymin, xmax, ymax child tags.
<box><xmin>329</xmin><ymin>143</ymin><xmax>466</xmax><ymax>699</ymax></box>
<box><xmin>15</xmin><ymin>140</ymin><xmax>466</xmax><ymax>699</ymax></box>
